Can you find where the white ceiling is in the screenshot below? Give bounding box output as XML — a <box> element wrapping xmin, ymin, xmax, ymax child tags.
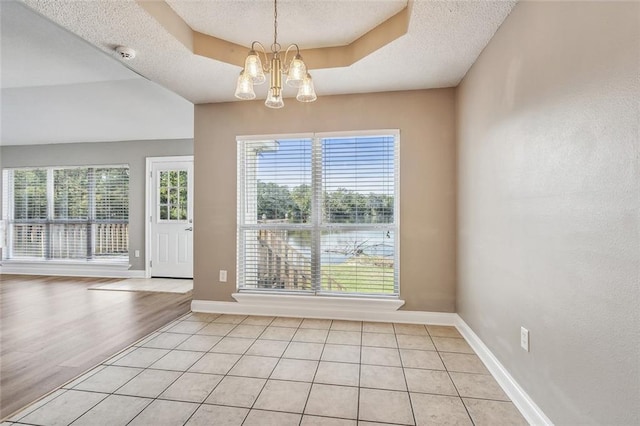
<box><xmin>166</xmin><ymin>0</ymin><xmax>408</xmax><ymax>49</ymax></box>
<box><xmin>2</xmin><ymin>0</ymin><xmax>517</xmax><ymax>146</ymax></box>
<box><xmin>0</xmin><ymin>1</ymin><xmax>193</xmax><ymax>146</ymax></box>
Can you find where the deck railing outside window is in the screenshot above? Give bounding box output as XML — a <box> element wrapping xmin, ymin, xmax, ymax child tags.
<box><xmin>2</xmin><ymin>166</ymin><xmax>129</xmax><ymax>262</ymax></box>
<box><xmin>237</xmin><ymin>131</ymin><xmax>399</xmax><ymax>297</ymax></box>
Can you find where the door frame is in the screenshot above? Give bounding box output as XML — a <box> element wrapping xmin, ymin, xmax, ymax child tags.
<box><xmin>145</xmin><ymin>155</ymin><xmax>194</xmax><ymax>278</ymax></box>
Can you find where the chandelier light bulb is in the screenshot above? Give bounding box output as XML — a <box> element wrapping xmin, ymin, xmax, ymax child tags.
<box><xmin>244</xmin><ymin>51</ymin><xmax>266</xmax><ymax>85</ymax></box>
<box><xmin>234</xmin><ymin>71</ymin><xmax>256</xmax><ymax>100</ymax></box>
<box><xmin>296</xmin><ymin>73</ymin><xmax>317</xmax><ymax>102</ymax></box>
<box><xmin>235</xmin><ymin>0</ymin><xmax>317</xmax><ymax>107</ymax></box>
<box><xmin>265</xmin><ymin>88</ymin><xmax>285</xmax><ymax>108</ymax></box>
<box><xmin>286</xmin><ymin>54</ymin><xmax>307</xmax><ymax>88</ymax></box>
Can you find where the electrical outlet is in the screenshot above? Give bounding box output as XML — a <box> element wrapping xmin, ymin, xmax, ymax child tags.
<box><xmin>520</xmin><ymin>327</ymin><xmax>529</xmax><ymax>352</ymax></box>
<box><xmin>219</xmin><ymin>270</ymin><xmax>227</xmax><ymax>282</ymax></box>
<box><xmin>134</xmin><ymin>250</ymin><xmax>140</xmax><ymax>258</ymax></box>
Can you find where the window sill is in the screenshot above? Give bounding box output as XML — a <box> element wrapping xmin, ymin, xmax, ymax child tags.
<box><xmin>232</xmin><ymin>292</ymin><xmax>405</xmax><ymax>313</ymax></box>
<box><xmin>1</xmin><ymin>259</ymin><xmax>129</xmax><ymax>268</ymax></box>
<box><xmin>0</xmin><ymin>260</ymin><xmax>138</xmax><ymax>278</ymax></box>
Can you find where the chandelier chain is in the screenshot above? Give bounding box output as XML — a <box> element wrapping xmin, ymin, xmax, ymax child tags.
<box><xmin>273</xmin><ymin>0</ymin><xmax>278</xmax><ymax>50</ymax></box>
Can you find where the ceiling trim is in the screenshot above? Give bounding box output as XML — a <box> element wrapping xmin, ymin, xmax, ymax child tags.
<box><xmin>137</xmin><ymin>0</ymin><xmax>411</xmax><ymax>71</ymax></box>
<box><xmin>138</xmin><ymin>0</ymin><xmax>193</xmax><ymax>51</ymax></box>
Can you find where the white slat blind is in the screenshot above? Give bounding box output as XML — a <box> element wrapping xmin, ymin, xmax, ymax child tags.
<box><xmin>320</xmin><ymin>135</ymin><xmax>397</xmax><ymax>294</ymax></box>
<box><xmin>2</xmin><ymin>165</ymin><xmax>129</xmax><ymax>262</ymax></box>
<box><xmin>238</xmin><ymin>131</ymin><xmax>399</xmax><ymax>296</ymax></box>
<box><xmin>52</xmin><ymin>168</ymin><xmax>89</xmax><ymax>259</ymax></box>
<box><xmin>238</xmin><ymin>138</ymin><xmax>315</xmax><ymax>292</ymax></box>
<box><xmin>6</xmin><ymin>169</ymin><xmax>48</xmax><ymax>258</ymax></box>
<box><xmin>92</xmin><ymin>167</ymin><xmax>129</xmax><ymax>259</ymax></box>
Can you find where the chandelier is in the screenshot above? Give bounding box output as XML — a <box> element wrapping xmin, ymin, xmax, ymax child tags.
<box><xmin>234</xmin><ymin>0</ymin><xmax>317</xmax><ymax>108</ymax></box>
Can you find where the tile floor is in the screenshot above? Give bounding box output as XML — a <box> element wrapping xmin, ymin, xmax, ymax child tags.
<box><xmin>5</xmin><ymin>313</ymin><xmax>528</xmax><ymax>425</ymax></box>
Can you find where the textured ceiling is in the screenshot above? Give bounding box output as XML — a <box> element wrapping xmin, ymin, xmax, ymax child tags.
<box><xmin>166</xmin><ymin>0</ymin><xmax>408</xmax><ymax>49</ymax></box>
<box><xmin>2</xmin><ymin>0</ymin><xmax>517</xmax><ymax>145</ymax></box>
<box><xmin>20</xmin><ymin>0</ymin><xmax>518</xmax><ymax>105</ymax></box>
<box><xmin>0</xmin><ymin>1</ymin><xmax>193</xmax><ymax>146</ymax></box>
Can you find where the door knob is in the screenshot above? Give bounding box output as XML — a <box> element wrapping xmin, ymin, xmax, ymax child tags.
<box><xmin>185</xmin><ymin>227</ymin><xmax>193</xmax><ymax>231</ymax></box>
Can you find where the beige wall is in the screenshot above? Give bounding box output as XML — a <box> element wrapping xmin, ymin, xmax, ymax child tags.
<box><xmin>457</xmin><ymin>1</ymin><xmax>639</xmax><ymax>424</ymax></box>
<box><xmin>194</xmin><ymin>89</ymin><xmax>456</xmax><ymax>311</ymax></box>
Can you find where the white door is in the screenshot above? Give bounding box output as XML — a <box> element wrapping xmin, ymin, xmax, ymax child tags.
<box><xmin>150</xmin><ymin>159</ymin><xmax>193</xmax><ymax>278</ymax></box>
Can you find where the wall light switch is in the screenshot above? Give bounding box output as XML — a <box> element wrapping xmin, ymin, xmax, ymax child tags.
<box><xmin>219</xmin><ymin>270</ymin><xmax>227</xmax><ymax>282</ymax></box>
<box><xmin>134</xmin><ymin>250</ymin><xmax>140</xmax><ymax>258</ymax></box>
<box><xmin>520</xmin><ymin>327</ymin><xmax>529</xmax><ymax>352</ymax></box>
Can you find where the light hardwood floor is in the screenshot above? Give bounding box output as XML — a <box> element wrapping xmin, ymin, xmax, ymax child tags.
<box><xmin>0</xmin><ymin>274</ymin><xmax>191</xmax><ymax>419</ymax></box>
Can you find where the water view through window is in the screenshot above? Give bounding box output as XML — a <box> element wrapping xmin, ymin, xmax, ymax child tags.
<box><xmin>238</xmin><ymin>132</ymin><xmax>398</xmax><ymax>296</ymax></box>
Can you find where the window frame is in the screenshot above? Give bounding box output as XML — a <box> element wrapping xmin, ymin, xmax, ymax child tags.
<box><xmin>237</xmin><ymin>130</ymin><xmax>400</xmax><ymax>298</ymax></box>
<box><xmin>2</xmin><ymin>164</ymin><xmax>130</xmax><ymax>263</ymax></box>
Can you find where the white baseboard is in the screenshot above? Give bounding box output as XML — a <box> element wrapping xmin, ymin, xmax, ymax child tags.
<box><xmin>191</xmin><ymin>298</ymin><xmax>457</xmax><ymax>325</ymax></box>
<box><xmin>455</xmin><ymin>315</ymin><xmax>553</xmax><ymax>426</ymax></box>
<box><xmin>0</xmin><ymin>262</ymin><xmax>145</xmax><ymax>278</ymax></box>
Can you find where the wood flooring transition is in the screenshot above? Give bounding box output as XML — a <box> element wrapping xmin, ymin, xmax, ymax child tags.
<box><xmin>0</xmin><ymin>274</ymin><xmax>191</xmax><ymax>419</ymax></box>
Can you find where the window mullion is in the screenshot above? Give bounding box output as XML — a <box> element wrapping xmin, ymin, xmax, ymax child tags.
<box><xmin>237</xmin><ymin>141</ymin><xmax>247</xmax><ymax>288</ymax></box>
<box><xmin>394</xmin><ymin>135</ymin><xmax>400</xmax><ymax>295</ymax></box>
<box><xmin>46</xmin><ymin>169</ymin><xmax>54</xmax><ymax>259</ymax></box>
<box><xmin>5</xmin><ymin>171</ymin><xmax>15</xmax><ymax>259</ymax></box>
<box><xmin>311</xmin><ymin>135</ymin><xmax>322</xmax><ymax>294</ymax></box>
<box><xmin>87</xmin><ymin>168</ymin><xmax>96</xmax><ymax>259</ymax></box>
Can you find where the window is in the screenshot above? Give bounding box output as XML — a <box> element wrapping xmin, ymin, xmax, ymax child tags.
<box><xmin>237</xmin><ymin>131</ymin><xmax>398</xmax><ymax>296</ymax></box>
<box><xmin>158</xmin><ymin>170</ymin><xmax>188</xmax><ymax>221</ymax></box>
<box><xmin>2</xmin><ymin>165</ymin><xmax>129</xmax><ymax>262</ymax></box>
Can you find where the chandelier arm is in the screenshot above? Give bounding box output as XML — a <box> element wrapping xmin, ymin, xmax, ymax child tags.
<box><xmin>236</xmin><ymin>0</ymin><xmax>317</xmax><ymax>106</ymax></box>
<box><xmin>250</xmin><ymin>41</ymin><xmax>271</xmax><ymax>72</ymax></box>
<box><xmin>282</xmin><ymin>44</ymin><xmax>300</xmax><ymax>72</ymax></box>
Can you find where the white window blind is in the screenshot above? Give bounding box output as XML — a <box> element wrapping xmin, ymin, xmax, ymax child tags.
<box><xmin>238</xmin><ymin>138</ymin><xmax>315</xmax><ymax>291</ymax></box>
<box><xmin>8</xmin><ymin>169</ymin><xmax>48</xmax><ymax>258</ymax></box>
<box><xmin>2</xmin><ymin>165</ymin><xmax>129</xmax><ymax>262</ymax></box>
<box><xmin>320</xmin><ymin>135</ymin><xmax>397</xmax><ymax>294</ymax></box>
<box><xmin>237</xmin><ymin>131</ymin><xmax>399</xmax><ymax>296</ymax></box>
